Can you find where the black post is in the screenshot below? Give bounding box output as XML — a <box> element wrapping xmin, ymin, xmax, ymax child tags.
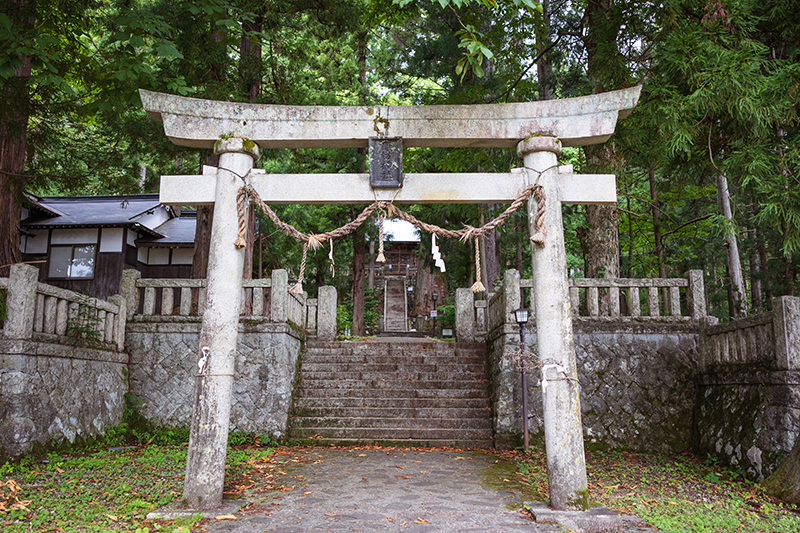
<box><xmin>521</xmin><ymin>324</ymin><xmax>529</xmax><ymax>450</ymax></box>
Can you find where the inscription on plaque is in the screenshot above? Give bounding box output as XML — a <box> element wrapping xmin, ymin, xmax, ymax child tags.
<box><xmin>369</xmin><ymin>137</ymin><xmax>403</xmax><ymax>188</ymax></box>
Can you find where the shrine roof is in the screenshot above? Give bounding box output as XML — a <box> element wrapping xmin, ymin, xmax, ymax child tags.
<box><xmin>138</xmin><ymin>212</ymin><xmax>197</xmax><ymax>247</ymax></box>
<box><xmin>21</xmin><ymin>194</ymin><xmax>169</xmax><ymax>238</ymax></box>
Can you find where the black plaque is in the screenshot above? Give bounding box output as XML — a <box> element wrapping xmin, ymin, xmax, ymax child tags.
<box><xmin>369</xmin><ymin>137</ymin><xmax>403</xmax><ymax>188</ymax></box>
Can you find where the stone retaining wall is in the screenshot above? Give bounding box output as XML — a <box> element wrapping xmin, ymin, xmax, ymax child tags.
<box><xmin>696</xmin><ymin>369</ymin><xmax>800</xmax><ymax>480</ymax></box>
<box><xmin>694</xmin><ymin>296</ymin><xmax>800</xmax><ymax>480</ymax></box>
<box><xmin>488</xmin><ymin>320</ymin><xmax>699</xmax><ymax>452</ymax></box>
<box><xmin>126</xmin><ymin>319</ymin><xmax>303</xmax><ymax>440</ymax></box>
<box><xmin>0</xmin><ymin>339</ymin><xmax>127</xmax><ymax>459</ymax></box>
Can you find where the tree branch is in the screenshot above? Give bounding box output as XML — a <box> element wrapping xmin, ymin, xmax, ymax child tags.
<box><xmin>662</xmin><ymin>215</ymin><xmax>713</xmax><ymax>240</ymax></box>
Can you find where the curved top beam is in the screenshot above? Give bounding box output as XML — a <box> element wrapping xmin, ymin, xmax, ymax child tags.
<box><xmin>139</xmin><ymin>86</ymin><xmax>641</xmax><ymax>150</ymax></box>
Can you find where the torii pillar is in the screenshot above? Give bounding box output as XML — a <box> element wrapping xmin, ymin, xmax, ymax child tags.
<box><xmin>183</xmin><ymin>138</ymin><xmax>258</xmax><ymax>509</ymax></box>
<box><xmin>519</xmin><ymin>136</ymin><xmax>588</xmax><ymax>510</ymax></box>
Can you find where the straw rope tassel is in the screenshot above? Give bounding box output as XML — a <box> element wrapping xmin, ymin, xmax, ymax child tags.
<box><xmin>234</xmin><ymin>186</ymin><xmax>248</xmax><ymax>248</ymax></box>
<box><xmin>376</xmin><ymin>213</ymin><xmax>386</xmax><ymax>263</ymax></box>
<box><xmin>290</xmin><ymin>241</ymin><xmax>308</xmax><ymax>295</ymax></box>
<box><xmin>471</xmin><ymin>239</ymin><xmax>486</xmax><ymax>293</ymax></box>
<box><xmin>530</xmin><ymin>185</ymin><xmax>547</xmax><ymax>248</ymax></box>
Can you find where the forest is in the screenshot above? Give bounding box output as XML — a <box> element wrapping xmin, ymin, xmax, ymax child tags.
<box><xmin>1</xmin><ymin>0</ymin><xmax>798</xmax><ymax>333</ymax></box>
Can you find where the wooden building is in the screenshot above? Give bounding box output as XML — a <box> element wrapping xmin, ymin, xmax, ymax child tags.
<box><xmin>19</xmin><ymin>194</ymin><xmax>195</xmax><ymax>299</ymax></box>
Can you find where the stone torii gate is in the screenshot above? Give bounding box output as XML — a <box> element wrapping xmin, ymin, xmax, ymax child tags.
<box><xmin>140</xmin><ymin>86</ymin><xmax>641</xmax><ymax>512</ymax></box>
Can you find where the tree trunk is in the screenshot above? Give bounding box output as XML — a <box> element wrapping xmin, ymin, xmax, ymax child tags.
<box><xmin>649</xmin><ymin>166</ymin><xmax>666</xmax><ymax>278</ymax></box>
<box><xmin>368</xmin><ymin>239</ymin><xmax>375</xmax><ymax>290</ymax></box>
<box><xmin>536</xmin><ymin>0</ymin><xmax>552</xmax><ymax>101</ymax></box>
<box><xmin>579</xmin><ymin>0</ymin><xmax>622</xmax><ymax>301</ymax></box>
<box><xmin>350</xmin><ymin>31</ymin><xmax>369</xmax><ymax>336</ymax></box>
<box><xmin>0</xmin><ymin>0</ymin><xmax>34</xmax><ymax>277</ymax></box>
<box><xmin>716</xmin><ymin>173</ymin><xmax>747</xmax><ymax>318</ymax></box>
<box><xmin>762</xmin><ymin>436</ymin><xmax>800</xmax><ymax>503</ymax></box>
<box><xmin>191</xmin><ymin>154</ymin><xmax>219</xmax><ymax>280</ymax></box>
<box><xmin>351</xmin><ymin>224</ymin><xmax>367</xmax><ymax>335</ymax></box>
<box><xmin>515</xmin><ymin>216</ymin><xmax>524</xmax><ymax>273</ymax></box>
<box><xmin>240</xmin><ymin>17</ymin><xmax>262</xmax><ymax>102</ymax></box>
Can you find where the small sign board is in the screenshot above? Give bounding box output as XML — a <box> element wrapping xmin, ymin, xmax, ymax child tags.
<box><xmin>369</xmin><ymin>137</ymin><xmax>404</xmax><ymax>188</ymax></box>
<box><xmin>430</xmin><ymin>310</ymin><xmax>438</xmax><ymax>317</ymax></box>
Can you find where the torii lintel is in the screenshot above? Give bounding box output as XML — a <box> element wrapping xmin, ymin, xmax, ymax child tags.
<box><xmin>139</xmin><ymin>86</ymin><xmax>641</xmax><ymax>150</ymax></box>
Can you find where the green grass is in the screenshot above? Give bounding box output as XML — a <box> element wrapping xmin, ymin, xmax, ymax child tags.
<box><xmin>5</xmin><ymin>442</ymin><xmax>800</xmax><ymax>532</ymax></box>
<box><xmin>0</xmin><ymin>443</ymin><xmax>275</xmax><ymax>533</ymax></box>
<box><xmin>511</xmin><ymin>449</ymin><xmax>800</xmax><ymax>533</ymax></box>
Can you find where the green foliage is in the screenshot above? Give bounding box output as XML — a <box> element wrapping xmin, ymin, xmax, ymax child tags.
<box><xmin>0</xmin><ymin>288</ymin><xmax>7</xmax><ymax>322</ymax></box>
<box><xmin>336</xmin><ymin>303</ymin><xmax>352</xmax><ymax>337</ymax></box>
<box><xmin>64</xmin><ymin>297</ymin><xmax>105</xmax><ymax>349</ymax></box>
<box><xmin>436</xmin><ymin>303</ymin><xmax>455</xmax><ymax>329</ymax></box>
<box><xmin>513</xmin><ymin>449</ymin><xmax>800</xmax><ymax>533</ymax></box>
<box><xmin>0</xmin><ymin>443</ymin><xmax>201</xmax><ymax>532</ymax></box>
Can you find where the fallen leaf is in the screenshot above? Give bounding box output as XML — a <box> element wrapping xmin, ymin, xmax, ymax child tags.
<box><xmin>411</xmin><ymin>460</ymin><xmax>421</xmax><ymax>463</ymax></box>
<box><xmin>56</xmin><ymin>466</ymin><xmax>65</xmax><ymax>473</ymax></box>
<box><xmin>105</xmin><ymin>514</ymin><xmax>118</xmax><ymax>521</ymax></box>
<box><xmin>413</xmin><ymin>517</ymin><xmax>429</xmax><ymax>524</ymax></box>
<box><xmin>358</xmin><ymin>454</ymin><xmax>367</xmax><ymax>457</ymax></box>
<box><xmin>401</xmin><ymin>521</ymin><xmax>407</xmax><ymax>526</ymax></box>
<box><xmin>396</xmin><ymin>465</ymin><xmax>406</xmax><ymax>469</ymax></box>
<box><xmin>388</xmin><ymin>518</ymin><xmax>395</xmax><ymax>523</ymax></box>
<box><xmin>363</xmin><ymin>477</ymin><xmax>368</xmax><ymax>481</ymax></box>
<box><xmin>396</xmin><ymin>475</ymin><xmax>411</xmax><ymax>479</ymax></box>
<box><xmin>215</xmin><ymin>514</ymin><xmax>237</xmax><ymax>521</ymax></box>
<box><xmin>324</xmin><ymin>512</ymin><xmax>339</xmax><ymax>517</ymax></box>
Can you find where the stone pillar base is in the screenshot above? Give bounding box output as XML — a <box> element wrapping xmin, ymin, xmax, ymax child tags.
<box><xmin>524</xmin><ymin>502</ymin><xmax>624</xmax><ymax>533</ymax></box>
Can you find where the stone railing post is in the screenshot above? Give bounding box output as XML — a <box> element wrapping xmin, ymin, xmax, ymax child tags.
<box><xmin>503</xmin><ymin>269</ymin><xmax>521</xmax><ymax>325</ymax></box>
<box><xmin>270</xmin><ymin>269</ymin><xmax>289</xmax><ymax>323</ymax></box>
<box><xmin>120</xmin><ymin>269</ymin><xmax>141</xmax><ymax>318</ymax></box>
<box><xmin>686</xmin><ymin>270</ymin><xmax>707</xmax><ymax>320</ymax></box>
<box><xmin>774</xmin><ymin>296</ymin><xmax>800</xmax><ymax>371</ymax></box>
<box><xmin>317</xmin><ymin>285</ymin><xmax>337</xmax><ymax>341</ymax></box>
<box><xmin>4</xmin><ymin>264</ymin><xmax>39</xmax><ymax>340</ymax></box>
<box><xmin>107</xmin><ymin>295</ymin><xmax>127</xmax><ymax>351</ymax></box>
<box><xmin>455</xmin><ymin>288</ymin><xmax>475</xmax><ymax>343</ymax></box>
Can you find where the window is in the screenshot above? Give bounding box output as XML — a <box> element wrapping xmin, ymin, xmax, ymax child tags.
<box><xmin>49</xmin><ymin>244</ymin><xmax>96</xmax><ymax>279</ymax></box>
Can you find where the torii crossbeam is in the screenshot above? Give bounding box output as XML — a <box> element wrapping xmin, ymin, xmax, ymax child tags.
<box><xmin>140</xmin><ymin>86</ymin><xmax>641</xmax><ymax>513</ymax></box>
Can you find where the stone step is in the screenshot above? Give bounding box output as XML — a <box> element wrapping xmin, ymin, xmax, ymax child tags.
<box><xmin>289</xmin><ymin>437</ymin><xmax>494</xmax><ymax>449</ymax></box>
<box><xmin>304</xmin><ymin>342</ymin><xmax>485</xmax><ymax>355</ymax></box>
<box><xmin>297</xmin><ymin>379</ymin><xmax>489</xmax><ymax>390</ymax></box>
<box><xmin>291</xmin><ymin>340</ymin><xmax>492</xmax><ymax>448</ymax></box>
<box><xmin>293</xmin><ymin>397</ymin><xmax>491</xmax><ymax>409</ymax></box>
<box><xmin>299</xmin><ymin>362</ymin><xmax>488</xmax><ymax>374</ymax></box>
<box><xmin>291</xmin><ymin>406</ymin><xmax>492</xmax><ymax>420</ymax></box>
<box><xmin>296</xmin><ymin>387</ymin><xmax>489</xmax><ymax>399</ymax></box>
<box><xmin>299</xmin><ymin>371</ymin><xmax>488</xmax><ymax>382</ymax></box>
<box><xmin>288</xmin><ymin>426</ymin><xmax>494</xmax><ymax>441</ymax></box>
<box><xmin>301</xmin><ymin>355</ymin><xmax>487</xmax><ymax>366</ymax></box>
<box><xmin>290</xmin><ymin>416</ymin><xmax>492</xmax><ymax>430</ymax></box>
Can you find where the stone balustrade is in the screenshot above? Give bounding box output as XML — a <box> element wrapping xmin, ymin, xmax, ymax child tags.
<box><xmin>458</xmin><ymin>269</ymin><xmax>706</xmax><ymax>341</ymax></box>
<box><xmin>121</xmin><ymin>269</ymin><xmax>336</xmax><ymax>341</ymax></box>
<box><xmin>698</xmin><ymin>296</ymin><xmax>799</xmax><ymax>372</ymax></box>
<box><xmin>1</xmin><ymin>263</ymin><xmax>125</xmax><ymax>351</ymax></box>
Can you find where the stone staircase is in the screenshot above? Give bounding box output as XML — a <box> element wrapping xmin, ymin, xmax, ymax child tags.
<box><xmin>383</xmin><ymin>277</ymin><xmax>407</xmax><ymax>332</ymax></box>
<box><xmin>288</xmin><ymin>339</ymin><xmax>494</xmax><ymax>448</ymax></box>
